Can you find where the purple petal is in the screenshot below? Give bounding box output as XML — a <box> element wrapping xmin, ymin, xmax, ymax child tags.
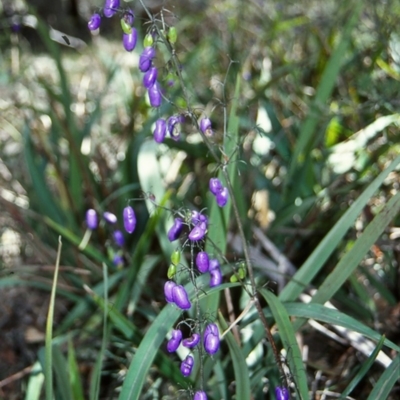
<box><xmin>204</xmin><ymin>323</ymin><xmax>219</xmax><ymax>337</ymax></box>
<box><xmin>275</xmin><ymin>387</ymin><xmax>289</xmax><ymax>400</ymax></box>
<box><xmin>123</xmin><ymin>28</ymin><xmax>137</xmax><ymax>51</ymax></box>
<box><xmin>153</xmin><ymin>118</ymin><xmax>166</xmax><ymax>143</ymax></box>
<box><xmin>139</xmin><ymin>47</ymin><xmax>155</xmax><ymax>72</ymax></box>
<box><xmin>216</xmin><ymin>187</ymin><xmax>229</xmax><ymax>207</ymax></box>
<box><xmin>164</xmin><ymin>280</ymin><xmax>176</xmax><ymax>303</ymax></box>
<box><xmin>167</xmin><ymin>329</ymin><xmax>182</xmax><ymax>352</ymax></box>
<box><xmin>167</xmin><ymin>218</ymin><xmax>183</xmax><ymax>241</ymax></box>
<box><xmin>103</xmin><ymin>211</ymin><xmax>117</xmax><ymax>224</ymax></box>
<box><xmin>180</xmin><ymin>355</ymin><xmax>194</xmax><ymax>377</ymax></box>
<box><xmin>86</xmin><ymin>209</ymin><xmax>98</xmax><ymax>230</ymax></box>
<box><xmin>209</xmin><ymin>259</ymin><xmax>220</xmax><ymax>271</ymax></box>
<box><xmin>182</xmin><ymin>333</ymin><xmax>200</xmax><ymax>348</ymax></box>
<box><xmin>172</xmin><ymin>285</ymin><xmax>191</xmax><ymax>310</ymax></box>
<box><xmin>194</xmin><ymin>391</ymin><xmax>208</xmax><ymax>400</ymax></box>
<box><xmin>148</xmin><ymin>82</ymin><xmax>162</xmax><ymax>107</ymax></box>
<box><xmin>200</xmin><ymin>117</ymin><xmax>212</xmax><ymax>134</ymax></box>
<box><xmin>210</xmin><ymin>268</ymin><xmax>222</xmax><ymax>287</ymax></box>
<box><xmin>196</xmin><ymin>251</ymin><xmax>210</xmax><ymax>273</ymax></box>
<box><xmin>103</xmin><ymin>0</ymin><xmax>120</xmax><ymax>18</ymax></box>
<box><xmin>204</xmin><ymin>332</ymin><xmax>220</xmax><ymax>355</ymax></box>
<box><xmin>143</xmin><ymin>67</ymin><xmax>158</xmax><ymax>89</ymax></box>
<box><xmin>88</xmin><ymin>13</ymin><xmax>101</xmax><ymax>30</ymax></box>
<box><xmin>209</xmin><ymin>178</ymin><xmax>223</xmax><ymax>195</ymax></box>
<box><xmin>123</xmin><ymin>9</ymin><xmax>134</xmax><ymax>26</ymax></box>
<box><xmin>123</xmin><ymin>206</ymin><xmax>136</xmax><ymax>233</ymax></box>
<box><xmin>188</xmin><ymin>225</ymin><xmax>206</xmax><ymax>241</ymax></box>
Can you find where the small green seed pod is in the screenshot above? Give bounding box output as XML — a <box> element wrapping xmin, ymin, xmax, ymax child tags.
<box><xmin>167</xmin><ymin>263</ymin><xmax>177</xmax><ymax>279</ymax></box>
<box><xmin>168</xmin><ymin>26</ymin><xmax>177</xmax><ymax>44</ymax></box>
<box><xmin>143</xmin><ymin>33</ymin><xmax>153</xmax><ymax>47</ymax></box>
<box><xmin>230</xmin><ymin>274</ymin><xmax>238</xmax><ymax>283</ymax></box>
<box><xmin>238</xmin><ymin>264</ymin><xmax>246</xmax><ymax>279</ymax></box>
<box><xmin>120</xmin><ymin>18</ymin><xmax>132</xmax><ymax>34</ymax></box>
<box><xmin>171</xmin><ymin>250</ymin><xmax>181</xmax><ymax>265</ymax></box>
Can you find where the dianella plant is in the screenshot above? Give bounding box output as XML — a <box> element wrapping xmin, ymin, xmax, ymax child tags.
<box><xmin>0</xmin><ymin>0</ymin><xmax>400</xmax><ymax>399</ymax></box>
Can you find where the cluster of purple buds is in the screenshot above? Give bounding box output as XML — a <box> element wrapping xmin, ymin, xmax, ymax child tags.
<box><xmin>275</xmin><ymin>387</ymin><xmax>289</xmax><ymax>400</ymax></box>
<box><xmin>195</xmin><ymin>251</ymin><xmax>222</xmax><ymax>288</ymax></box>
<box><xmin>153</xmin><ymin>114</ymin><xmax>185</xmax><ymax>143</ymax></box>
<box><xmin>203</xmin><ymin>323</ymin><xmax>220</xmax><ymax>355</ymax></box>
<box><xmin>199</xmin><ymin>117</ymin><xmax>213</xmax><ymax>136</ymax></box>
<box><xmin>209</xmin><ymin>178</ymin><xmax>229</xmax><ymax>207</ymax></box>
<box><xmin>164</xmin><ymin>281</ymin><xmax>191</xmax><ymax>310</ymax></box>
<box><xmin>188</xmin><ymin>211</ymin><xmax>208</xmax><ymax>241</ymax></box>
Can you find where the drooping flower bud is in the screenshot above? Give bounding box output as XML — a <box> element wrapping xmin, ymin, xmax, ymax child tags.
<box><xmin>164</xmin><ymin>280</ymin><xmax>176</xmax><ymax>303</ymax></box>
<box><xmin>204</xmin><ymin>332</ymin><xmax>220</xmax><ymax>355</ymax></box>
<box><xmin>123</xmin><ymin>206</ymin><xmax>136</xmax><ymax>233</ymax></box>
<box><xmin>200</xmin><ymin>117</ymin><xmax>212</xmax><ymax>135</ymax></box>
<box><xmin>216</xmin><ymin>187</ymin><xmax>229</xmax><ymax>207</ymax></box>
<box><xmin>196</xmin><ymin>251</ymin><xmax>210</xmax><ymax>273</ymax></box>
<box><xmin>204</xmin><ymin>323</ymin><xmax>219</xmax><ymax>337</ymax></box>
<box><xmin>168</xmin><ymin>218</ymin><xmax>184</xmax><ymax>242</ymax></box>
<box><xmin>209</xmin><ymin>259</ymin><xmax>220</xmax><ymax>271</ymax></box>
<box><xmin>143</xmin><ymin>67</ymin><xmax>158</xmax><ymax>89</ymax></box>
<box><xmin>180</xmin><ymin>355</ymin><xmax>194</xmax><ymax>377</ymax></box>
<box><xmin>194</xmin><ymin>391</ymin><xmax>208</xmax><ymax>400</ymax></box>
<box><xmin>103</xmin><ymin>0</ymin><xmax>120</xmax><ymax>18</ymax></box>
<box><xmin>182</xmin><ymin>333</ymin><xmax>200</xmax><ymax>348</ymax></box>
<box><xmin>88</xmin><ymin>13</ymin><xmax>101</xmax><ymax>30</ymax></box>
<box><xmin>275</xmin><ymin>387</ymin><xmax>289</xmax><ymax>400</ymax></box>
<box><xmin>209</xmin><ymin>178</ymin><xmax>223</xmax><ymax>195</ymax></box>
<box><xmin>139</xmin><ymin>47</ymin><xmax>155</xmax><ymax>72</ymax></box>
<box><xmin>123</xmin><ymin>9</ymin><xmax>134</xmax><ymax>26</ymax></box>
<box><xmin>148</xmin><ymin>82</ymin><xmax>162</xmax><ymax>107</ymax></box>
<box><xmin>86</xmin><ymin>209</ymin><xmax>98</xmax><ymax>230</ymax></box>
<box><xmin>210</xmin><ymin>268</ymin><xmax>222</xmax><ymax>287</ymax></box>
<box><xmin>172</xmin><ymin>285</ymin><xmax>191</xmax><ymax>310</ymax></box>
<box><xmin>167</xmin><ymin>329</ymin><xmax>182</xmax><ymax>352</ymax></box>
<box><xmin>123</xmin><ymin>28</ymin><xmax>137</xmax><ymax>52</ymax></box>
<box><xmin>113</xmin><ymin>230</ymin><xmax>125</xmax><ymax>247</ymax></box>
<box><xmin>153</xmin><ymin>118</ymin><xmax>166</xmax><ymax>143</ymax></box>
<box><xmin>188</xmin><ymin>224</ymin><xmax>206</xmax><ymax>242</ymax></box>
<box><xmin>103</xmin><ymin>211</ymin><xmax>117</xmax><ymax>224</ymax></box>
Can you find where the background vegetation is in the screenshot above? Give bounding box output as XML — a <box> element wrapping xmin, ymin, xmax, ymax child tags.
<box><xmin>0</xmin><ymin>0</ymin><xmax>399</xmax><ymax>399</ymax></box>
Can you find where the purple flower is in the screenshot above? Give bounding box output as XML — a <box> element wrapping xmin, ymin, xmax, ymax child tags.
<box><xmin>167</xmin><ymin>329</ymin><xmax>182</xmax><ymax>352</ymax></box>
<box><xmin>210</xmin><ymin>268</ymin><xmax>222</xmax><ymax>287</ymax></box>
<box><xmin>216</xmin><ymin>187</ymin><xmax>229</xmax><ymax>207</ymax></box>
<box><xmin>123</xmin><ymin>28</ymin><xmax>137</xmax><ymax>51</ymax></box>
<box><xmin>167</xmin><ymin>115</ymin><xmax>182</xmax><ymax>141</ymax></box>
<box><xmin>143</xmin><ymin>67</ymin><xmax>158</xmax><ymax>89</ymax></box>
<box><xmin>168</xmin><ymin>218</ymin><xmax>183</xmax><ymax>241</ymax></box>
<box><xmin>164</xmin><ymin>281</ymin><xmax>176</xmax><ymax>303</ymax></box>
<box><xmin>194</xmin><ymin>391</ymin><xmax>208</xmax><ymax>400</ymax></box>
<box><xmin>88</xmin><ymin>13</ymin><xmax>101</xmax><ymax>30</ymax></box>
<box><xmin>203</xmin><ymin>323</ymin><xmax>220</xmax><ymax>355</ymax></box>
<box><xmin>209</xmin><ymin>178</ymin><xmax>223</xmax><ymax>195</ymax></box>
<box><xmin>113</xmin><ymin>230</ymin><xmax>125</xmax><ymax>247</ymax></box>
<box><xmin>182</xmin><ymin>333</ymin><xmax>200</xmax><ymax>348</ymax></box>
<box><xmin>200</xmin><ymin>117</ymin><xmax>212</xmax><ymax>135</ymax></box>
<box><xmin>139</xmin><ymin>47</ymin><xmax>155</xmax><ymax>72</ymax></box>
<box><xmin>275</xmin><ymin>387</ymin><xmax>289</xmax><ymax>400</ymax></box>
<box><xmin>103</xmin><ymin>211</ymin><xmax>117</xmax><ymax>224</ymax></box>
<box><xmin>123</xmin><ymin>206</ymin><xmax>136</xmax><ymax>233</ymax></box>
<box><xmin>153</xmin><ymin>118</ymin><xmax>167</xmax><ymax>143</ymax></box>
<box><xmin>196</xmin><ymin>251</ymin><xmax>210</xmax><ymax>273</ymax></box>
<box><xmin>180</xmin><ymin>355</ymin><xmax>194</xmax><ymax>377</ymax></box>
<box><xmin>86</xmin><ymin>209</ymin><xmax>98</xmax><ymax>230</ymax></box>
<box><xmin>148</xmin><ymin>82</ymin><xmax>162</xmax><ymax>107</ymax></box>
<box><xmin>204</xmin><ymin>323</ymin><xmax>219</xmax><ymax>337</ymax></box>
<box><xmin>188</xmin><ymin>224</ymin><xmax>206</xmax><ymax>241</ymax></box>
<box><xmin>172</xmin><ymin>285</ymin><xmax>191</xmax><ymax>310</ymax></box>
<box><xmin>103</xmin><ymin>0</ymin><xmax>120</xmax><ymax>18</ymax></box>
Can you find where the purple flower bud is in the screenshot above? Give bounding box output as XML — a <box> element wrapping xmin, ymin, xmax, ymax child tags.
<box><xmin>167</xmin><ymin>115</ymin><xmax>181</xmax><ymax>141</ymax></box>
<box><xmin>139</xmin><ymin>47</ymin><xmax>155</xmax><ymax>72</ymax></box>
<box><xmin>167</xmin><ymin>329</ymin><xmax>182</xmax><ymax>352</ymax></box>
<box><xmin>209</xmin><ymin>259</ymin><xmax>220</xmax><ymax>271</ymax></box>
<box><xmin>204</xmin><ymin>332</ymin><xmax>220</xmax><ymax>355</ymax></box>
<box><xmin>200</xmin><ymin>117</ymin><xmax>212</xmax><ymax>134</ymax></box>
<box><xmin>204</xmin><ymin>323</ymin><xmax>219</xmax><ymax>337</ymax></box>
<box><xmin>188</xmin><ymin>225</ymin><xmax>206</xmax><ymax>241</ymax></box>
<box><xmin>168</xmin><ymin>218</ymin><xmax>183</xmax><ymax>242</ymax></box>
<box><xmin>103</xmin><ymin>0</ymin><xmax>120</xmax><ymax>18</ymax></box>
<box><xmin>88</xmin><ymin>13</ymin><xmax>101</xmax><ymax>30</ymax></box>
<box><xmin>191</xmin><ymin>210</ymin><xmax>200</xmax><ymax>225</ymax></box>
<box><xmin>143</xmin><ymin>67</ymin><xmax>158</xmax><ymax>89</ymax></box>
<box><xmin>210</xmin><ymin>268</ymin><xmax>222</xmax><ymax>287</ymax></box>
<box><xmin>153</xmin><ymin>118</ymin><xmax>166</xmax><ymax>143</ymax></box>
<box><xmin>275</xmin><ymin>387</ymin><xmax>289</xmax><ymax>400</ymax></box>
<box><xmin>103</xmin><ymin>211</ymin><xmax>117</xmax><ymax>224</ymax></box>
<box><xmin>86</xmin><ymin>209</ymin><xmax>98</xmax><ymax>230</ymax></box>
<box><xmin>209</xmin><ymin>178</ymin><xmax>223</xmax><ymax>195</ymax></box>
<box><xmin>164</xmin><ymin>280</ymin><xmax>176</xmax><ymax>303</ymax></box>
<box><xmin>148</xmin><ymin>82</ymin><xmax>162</xmax><ymax>107</ymax></box>
<box><xmin>123</xmin><ymin>206</ymin><xmax>136</xmax><ymax>233</ymax></box>
<box><xmin>113</xmin><ymin>230</ymin><xmax>125</xmax><ymax>247</ymax></box>
<box><xmin>182</xmin><ymin>333</ymin><xmax>200</xmax><ymax>348</ymax></box>
<box><xmin>123</xmin><ymin>9</ymin><xmax>134</xmax><ymax>26</ymax></box>
<box><xmin>194</xmin><ymin>391</ymin><xmax>208</xmax><ymax>400</ymax></box>
<box><xmin>196</xmin><ymin>251</ymin><xmax>210</xmax><ymax>273</ymax></box>
<box><xmin>172</xmin><ymin>285</ymin><xmax>191</xmax><ymax>310</ymax></box>
<box><xmin>216</xmin><ymin>187</ymin><xmax>229</xmax><ymax>207</ymax></box>
<box><xmin>180</xmin><ymin>355</ymin><xmax>194</xmax><ymax>377</ymax></box>
<box><xmin>123</xmin><ymin>28</ymin><xmax>137</xmax><ymax>52</ymax></box>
